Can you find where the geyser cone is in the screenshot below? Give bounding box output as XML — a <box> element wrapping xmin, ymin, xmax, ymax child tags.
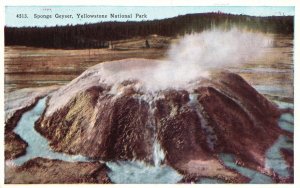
<box><xmin>35</xmin><ymin>58</ymin><xmax>284</xmax><ymax>182</ymax></box>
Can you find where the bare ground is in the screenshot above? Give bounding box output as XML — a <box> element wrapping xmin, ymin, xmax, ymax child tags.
<box><xmin>5</xmin><ymin>36</ymin><xmax>171</xmax><ymax>93</ymax></box>
<box><xmin>4</xmin><ymin>34</ymin><xmax>293</xmax><ymax>184</ymax></box>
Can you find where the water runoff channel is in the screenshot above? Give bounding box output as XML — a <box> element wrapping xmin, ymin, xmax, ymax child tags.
<box><xmin>8</xmin><ymin>96</ymin><xmax>294</xmax><ymax>183</ymax></box>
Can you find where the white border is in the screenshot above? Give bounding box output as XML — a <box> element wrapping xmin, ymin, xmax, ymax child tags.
<box><xmin>1</xmin><ymin>0</ymin><xmax>5</xmax><ymax>187</ymax></box>
<box><xmin>1</xmin><ymin>0</ymin><xmax>298</xmax><ymax>6</ymax></box>
<box><xmin>0</xmin><ymin>1</ymin><xmax>298</xmax><ymax>188</ymax></box>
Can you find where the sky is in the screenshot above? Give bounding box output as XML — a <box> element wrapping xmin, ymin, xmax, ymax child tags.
<box><xmin>5</xmin><ymin>6</ymin><xmax>295</xmax><ymax>27</ymax></box>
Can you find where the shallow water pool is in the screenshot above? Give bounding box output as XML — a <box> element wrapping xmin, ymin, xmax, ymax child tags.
<box><xmin>11</xmin><ymin>97</ymin><xmax>89</xmax><ymax>166</ymax></box>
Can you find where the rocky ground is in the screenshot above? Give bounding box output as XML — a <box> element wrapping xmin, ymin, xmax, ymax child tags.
<box><xmin>4</xmin><ymin>35</ymin><xmax>171</xmax><ymax>93</ymax></box>
<box><xmin>5</xmin><ymin>158</ymin><xmax>110</xmax><ymax>184</ymax></box>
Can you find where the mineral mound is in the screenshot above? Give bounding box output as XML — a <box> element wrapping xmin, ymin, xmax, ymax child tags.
<box><xmin>35</xmin><ymin>58</ymin><xmax>283</xmax><ymax>182</ymax></box>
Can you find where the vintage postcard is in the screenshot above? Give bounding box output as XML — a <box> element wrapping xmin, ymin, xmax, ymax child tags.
<box><xmin>2</xmin><ymin>3</ymin><xmax>296</xmax><ymax>185</ymax></box>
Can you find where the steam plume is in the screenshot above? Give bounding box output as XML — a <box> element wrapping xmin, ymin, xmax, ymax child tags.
<box><xmin>148</xmin><ymin>28</ymin><xmax>273</xmax><ymax>90</ymax></box>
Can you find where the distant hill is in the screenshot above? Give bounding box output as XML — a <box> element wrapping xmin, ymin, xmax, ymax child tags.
<box><xmin>5</xmin><ymin>12</ymin><xmax>294</xmax><ymax>49</ymax></box>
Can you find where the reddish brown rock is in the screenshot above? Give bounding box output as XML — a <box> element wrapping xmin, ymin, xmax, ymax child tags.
<box><xmin>279</xmin><ymin>148</ymin><xmax>294</xmax><ymax>183</ymax></box>
<box><xmin>5</xmin><ymin>132</ymin><xmax>28</xmax><ymax>160</ymax></box>
<box><xmin>5</xmin><ymin>157</ymin><xmax>110</xmax><ymax>184</ymax></box>
<box><xmin>35</xmin><ymin>59</ymin><xmax>284</xmax><ymax>182</ymax></box>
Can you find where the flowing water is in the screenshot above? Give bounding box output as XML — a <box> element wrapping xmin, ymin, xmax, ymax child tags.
<box><xmin>189</xmin><ymin>93</ymin><xmax>217</xmax><ymax>150</ymax></box>
<box><xmin>265</xmin><ymin>135</ymin><xmax>293</xmax><ymax>178</ymax></box>
<box><xmin>106</xmin><ymin>160</ymin><xmax>182</xmax><ymax>183</ymax></box>
<box><xmin>106</xmin><ymin>138</ymin><xmax>183</xmax><ymax>183</ymax></box>
<box><xmin>10</xmin><ymin>98</ymin><xmax>182</xmax><ymax>183</ymax></box>
<box><xmin>217</xmin><ymin>102</ymin><xmax>294</xmax><ymax>183</ymax></box>
<box><xmin>5</xmin><ymin>34</ymin><xmax>294</xmax><ymax>183</ymax></box>
<box><xmin>11</xmin><ymin>97</ymin><xmax>89</xmax><ymax>166</ymax></box>
<box><xmin>8</xmin><ymin>94</ymin><xmax>293</xmax><ymax>183</ymax></box>
<box><xmin>197</xmin><ymin>178</ymin><xmax>225</xmax><ymax>184</ymax></box>
<box><xmin>219</xmin><ymin>153</ymin><xmax>274</xmax><ymax>183</ymax></box>
<box><xmin>264</xmin><ymin>104</ymin><xmax>294</xmax><ymax>178</ymax></box>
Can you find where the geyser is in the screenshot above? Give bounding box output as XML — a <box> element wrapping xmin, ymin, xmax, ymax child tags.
<box><xmin>33</xmin><ymin>30</ymin><xmax>287</xmax><ymax>182</ymax></box>
<box><xmin>35</xmin><ymin>66</ymin><xmax>284</xmax><ymax>182</ymax></box>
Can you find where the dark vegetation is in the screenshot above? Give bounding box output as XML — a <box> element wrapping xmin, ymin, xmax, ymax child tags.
<box><xmin>5</xmin><ymin>13</ymin><xmax>294</xmax><ymax>49</ymax></box>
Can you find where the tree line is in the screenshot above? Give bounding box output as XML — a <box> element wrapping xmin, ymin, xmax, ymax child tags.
<box><xmin>5</xmin><ymin>13</ymin><xmax>294</xmax><ymax>49</ymax></box>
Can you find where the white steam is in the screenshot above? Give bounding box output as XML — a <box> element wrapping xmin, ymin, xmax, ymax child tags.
<box><xmin>47</xmin><ymin>29</ymin><xmax>273</xmax><ymax>116</ymax></box>
<box><xmin>168</xmin><ymin>28</ymin><xmax>272</xmax><ymax>69</ymax></box>
<box><xmin>105</xmin><ymin>28</ymin><xmax>272</xmax><ymax>91</ymax></box>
